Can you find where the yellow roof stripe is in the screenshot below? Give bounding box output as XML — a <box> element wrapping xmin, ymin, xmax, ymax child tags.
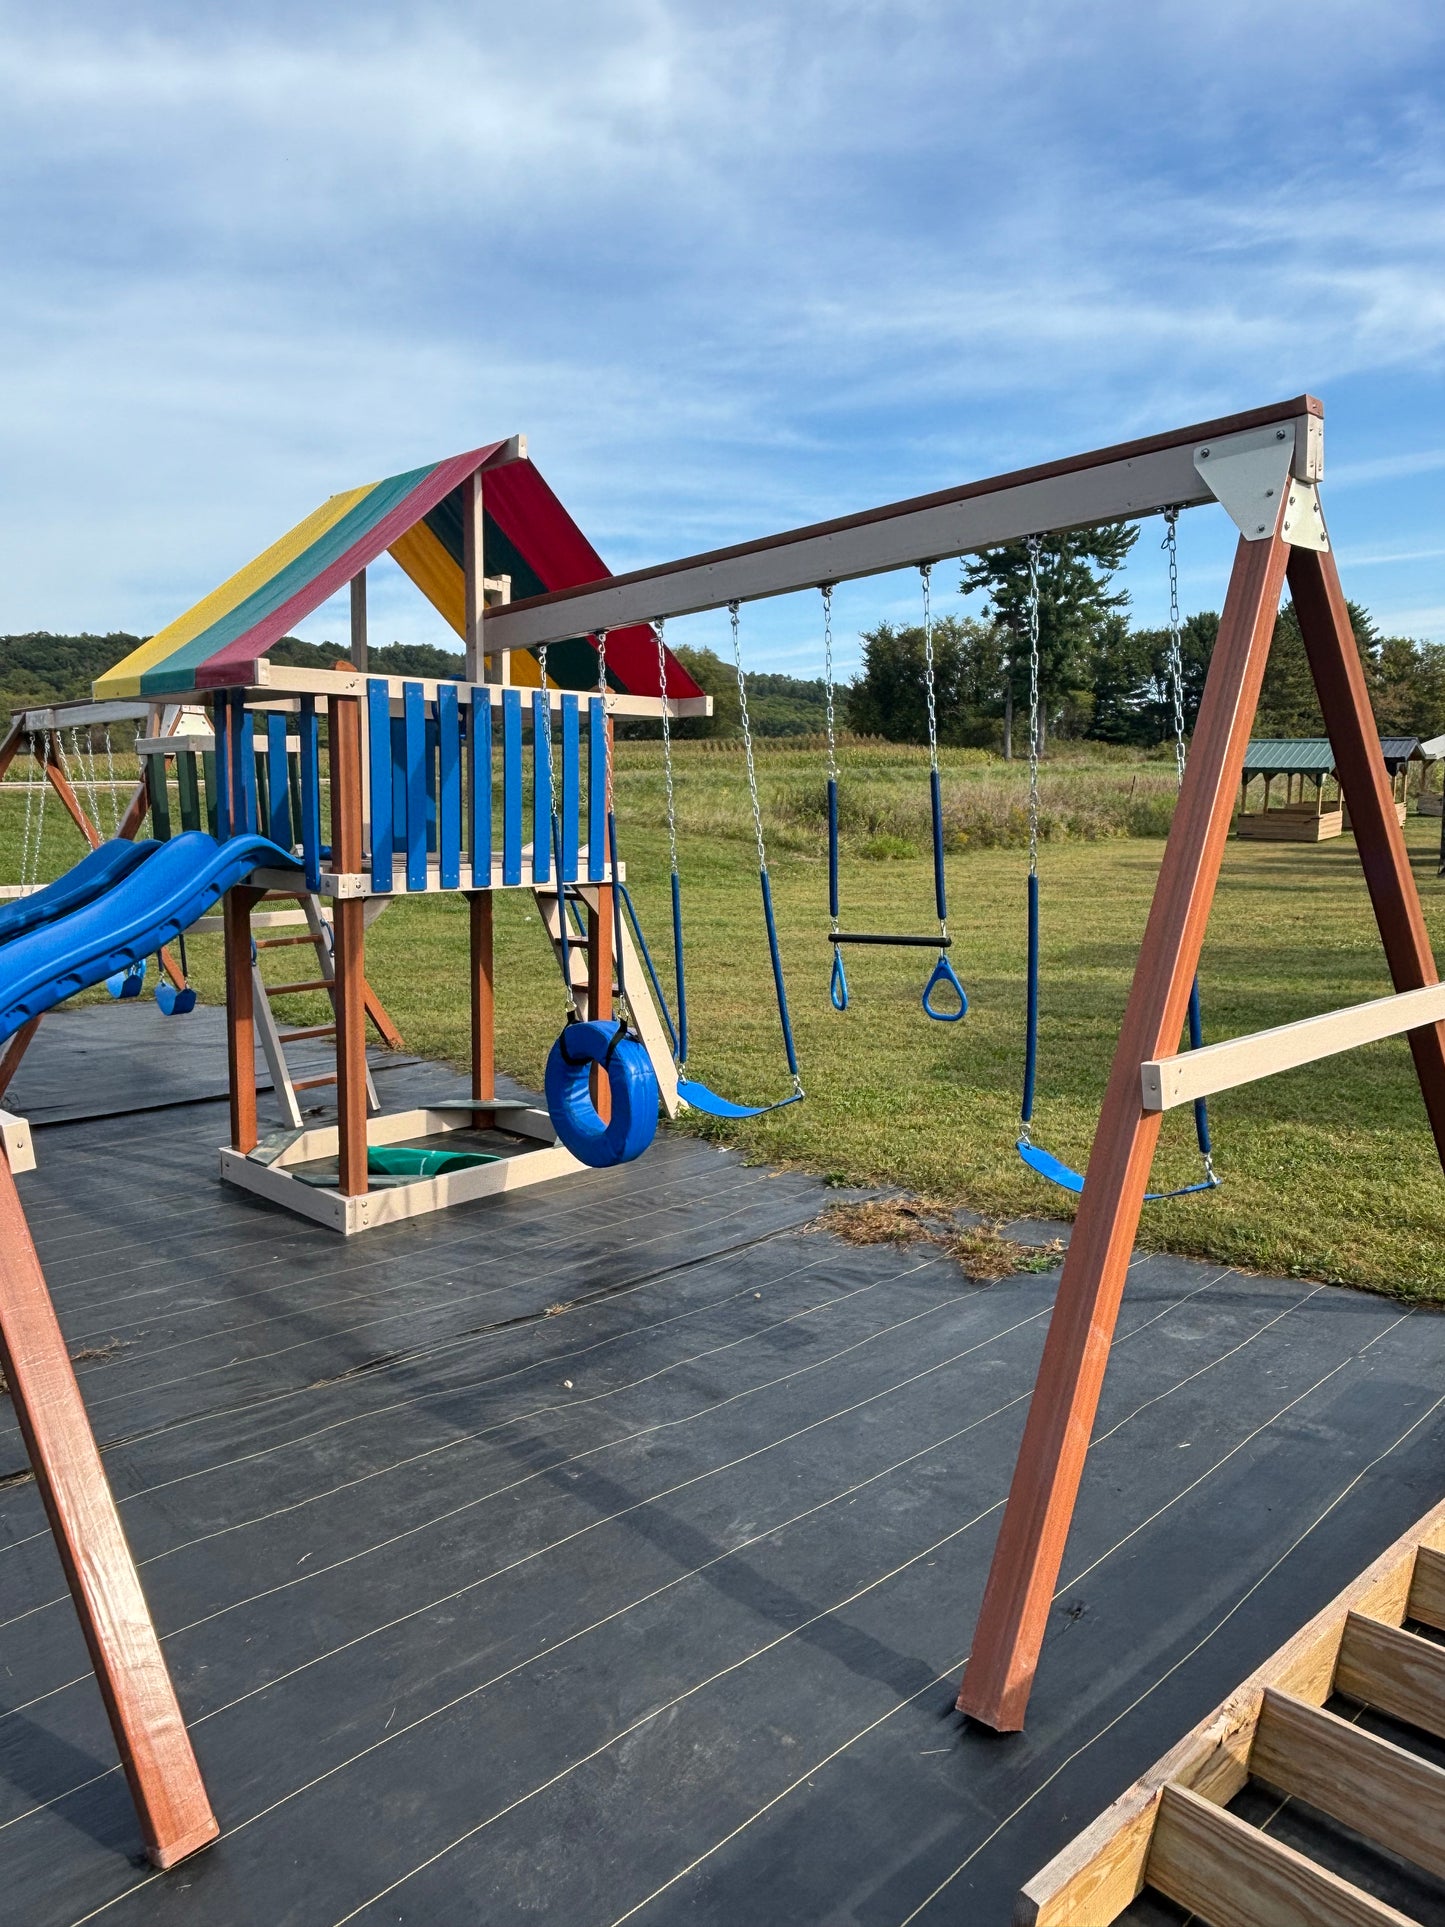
<box><xmin>97</xmin><ymin>483</ymin><xmax>375</xmax><ymax>698</ymax></box>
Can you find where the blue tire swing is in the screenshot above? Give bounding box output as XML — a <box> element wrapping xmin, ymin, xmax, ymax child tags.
<box><xmin>820</xmin><ymin>568</ymin><xmax>966</xmax><ymax>1022</ymax></box>
<box><xmin>541</xmin><ymin>636</ymin><xmax>660</xmax><ymax>1169</ymax></box>
<box><xmin>645</xmin><ymin>604</ymin><xmax>806</xmax><ymax>1121</ymax></box>
<box><xmin>1015</xmin><ymin>519</ymin><xmax>1219</xmax><ymax>1202</ymax></box>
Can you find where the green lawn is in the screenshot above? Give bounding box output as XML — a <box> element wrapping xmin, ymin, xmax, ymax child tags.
<box><xmin>6</xmin><ymin>742</ymin><xmax>1444</xmax><ymax>1298</ymax></box>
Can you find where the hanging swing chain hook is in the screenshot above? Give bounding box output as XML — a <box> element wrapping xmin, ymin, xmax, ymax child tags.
<box><xmin>1025</xmin><ymin>534</ymin><xmax>1042</xmax><ymax>883</ymax></box>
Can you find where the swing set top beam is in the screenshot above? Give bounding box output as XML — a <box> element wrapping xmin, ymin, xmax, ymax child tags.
<box><xmin>482</xmin><ymin>395</ymin><xmax>1324</xmax><ymax>653</ymax></box>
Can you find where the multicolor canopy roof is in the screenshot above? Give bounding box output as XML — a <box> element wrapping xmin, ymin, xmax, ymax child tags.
<box><xmin>96</xmin><ymin>445</ymin><xmax>703</xmax><ymax>702</ymax></box>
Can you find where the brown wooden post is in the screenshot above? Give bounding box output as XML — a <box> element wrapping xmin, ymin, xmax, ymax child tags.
<box><xmin>470</xmin><ymin>891</ymin><xmax>495</xmax><ymax>1121</ymax></box>
<box><xmin>1289</xmin><ymin>544</ymin><xmax>1445</xmax><ymax>1168</ymax></box>
<box><xmin>0</xmin><ymin>1016</ymin><xmax>41</xmax><ymax>1102</ymax></box>
<box><xmin>224</xmin><ymin>884</ymin><xmax>260</xmax><ymax>1154</ymax></box>
<box><xmin>0</xmin><ymin>716</ymin><xmax>23</xmax><ymax>782</ymax></box>
<box><xmin>958</xmin><ymin>528</ymin><xmax>1292</xmax><ymax>1733</ymax></box>
<box><xmin>0</xmin><ymin>1153</ymin><xmax>218</xmax><ymax>1868</ymax></box>
<box><xmin>462</xmin><ymin>469</ymin><xmax>486</xmax><ymax>684</ymax></box>
<box><xmin>329</xmin><ymin>695</ymin><xmax>369</xmax><ymax>1196</ymax></box>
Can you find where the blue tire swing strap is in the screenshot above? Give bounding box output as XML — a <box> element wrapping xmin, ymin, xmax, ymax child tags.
<box><xmin>544</xmin><ymin>807</ymin><xmax>659</xmax><ymax>1169</ymax></box>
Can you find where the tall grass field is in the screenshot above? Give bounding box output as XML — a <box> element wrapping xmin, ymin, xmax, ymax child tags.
<box><xmin>4</xmin><ymin>737</ymin><xmax>1443</xmax><ymax>1299</ymax></box>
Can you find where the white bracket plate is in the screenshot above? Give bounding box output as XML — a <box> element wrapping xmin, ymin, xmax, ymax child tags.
<box><xmin>1279</xmin><ymin>478</ymin><xmax>1329</xmax><ymax>551</ymax></box>
<box><xmin>1194</xmin><ymin>424</ymin><xmax>1295</xmax><ymax>541</ymax></box>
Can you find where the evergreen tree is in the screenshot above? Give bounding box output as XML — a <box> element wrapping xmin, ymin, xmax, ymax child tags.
<box><xmin>959</xmin><ymin>523</ymin><xmax>1139</xmax><ymax>749</ymax></box>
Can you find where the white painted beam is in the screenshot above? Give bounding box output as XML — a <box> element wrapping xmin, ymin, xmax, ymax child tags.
<box><xmin>1141</xmin><ymin>980</ymin><xmax>1445</xmax><ymax>1112</ymax></box>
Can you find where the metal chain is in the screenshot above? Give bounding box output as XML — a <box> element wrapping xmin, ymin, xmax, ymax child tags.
<box><xmin>921</xmin><ymin>563</ymin><xmax>941</xmax><ymax>777</ymax></box>
<box><xmin>103</xmin><ymin>726</ymin><xmax>120</xmax><ymax>835</ymax></box>
<box><xmin>72</xmin><ymin>727</ymin><xmax>103</xmax><ymax>835</ymax></box>
<box><xmin>1162</xmin><ymin>507</ymin><xmax>1188</xmax><ymax>792</ymax></box>
<box><xmin>1025</xmin><ymin>534</ymin><xmax>1042</xmax><ymax>880</ymax></box>
<box><xmin>655</xmin><ymin>617</ymin><xmax>680</xmax><ymax>881</ymax></box>
<box><xmin>729</xmin><ymin>600</ymin><xmax>769</xmax><ymax>876</ymax></box>
<box><xmin>537</xmin><ymin>642</ymin><xmax>577</xmax><ymax>1017</ymax></box>
<box><xmin>18</xmin><ymin>732</ymin><xmax>38</xmax><ymax>888</ymax></box>
<box><xmin>821</xmin><ymin>584</ymin><xmax>838</xmax><ymax>786</ymax></box>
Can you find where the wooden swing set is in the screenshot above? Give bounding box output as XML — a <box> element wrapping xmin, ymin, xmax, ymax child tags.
<box><xmin>4</xmin><ymin>393</ymin><xmax>1442</xmax><ymax>1877</ymax></box>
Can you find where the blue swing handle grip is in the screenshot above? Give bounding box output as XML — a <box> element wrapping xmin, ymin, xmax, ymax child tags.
<box><xmin>827</xmin><ymin>778</ymin><xmax>840</xmax><ymax>920</ymax></box>
<box><xmin>759</xmin><ymin>870</ymin><xmax>799</xmax><ymax>1078</ymax></box>
<box><xmin>1188</xmin><ymin>976</ymin><xmax>1212</xmax><ymax>1158</ymax></box>
<box><xmin>1021</xmin><ymin>871</ymin><xmax>1040</xmax><ymax>1126</ymax></box>
<box><xmin>671</xmin><ymin>870</ymin><xmax>688</xmax><ymax>1065</ymax></box>
<box><xmin>922</xmin><ymin>950</ymin><xmax>967</xmax><ymax>1022</ymax></box>
<box><xmin>930</xmin><ymin>767</ymin><xmax>947</xmax><ymax>924</ymax></box>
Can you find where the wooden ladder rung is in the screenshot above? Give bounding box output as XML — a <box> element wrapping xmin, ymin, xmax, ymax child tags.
<box><xmin>1252</xmin><ymin>1687</ymin><xmax>1445</xmax><ymax>1880</ymax></box>
<box><xmin>1409</xmin><ymin>1545</ymin><xmax>1445</xmax><ymax>1630</ymax></box>
<box><xmin>278</xmin><ymin>1024</ymin><xmax>336</xmax><ymax>1043</ymax></box>
<box><xmin>1148</xmin><ymin>1782</ymin><xmax>1416</xmax><ymax>1927</ymax></box>
<box><xmin>255</xmin><ymin>933</ymin><xmax>326</xmax><ymax>951</ymax></box>
<box><xmin>267</xmin><ymin>979</ymin><xmax>330</xmax><ymax>995</ymax></box>
<box><xmin>291</xmin><ymin>1073</ymin><xmax>338</xmax><ymax>1091</ymax></box>
<box><xmin>1335</xmin><ymin>1611</ymin><xmax>1445</xmax><ymax>1742</ymax></box>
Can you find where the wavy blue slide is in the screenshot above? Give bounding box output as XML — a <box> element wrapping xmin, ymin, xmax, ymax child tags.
<box><xmin>0</xmin><ymin>831</ymin><xmax>299</xmax><ymax>1044</ymax></box>
<box><xmin>0</xmin><ymin>838</ymin><xmax>160</xmax><ymax>947</ymax></box>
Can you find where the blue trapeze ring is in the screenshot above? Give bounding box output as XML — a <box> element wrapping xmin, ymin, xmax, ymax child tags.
<box><xmin>830</xmin><ymin>947</ymin><xmax>849</xmax><ymax>1012</ymax></box>
<box><xmin>544</xmin><ymin>1020</ymin><xmax>660</xmax><ymax>1169</ymax></box>
<box><xmin>922</xmin><ymin>951</ymin><xmax>967</xmax><ymax>1022</ymax></box>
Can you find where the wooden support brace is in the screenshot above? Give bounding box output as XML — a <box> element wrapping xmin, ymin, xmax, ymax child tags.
<box><xmin>1334</xmin><ymin>1610</ymin><xmax>1445</xmax><ymax>1742</ymax></box>
<box><xmin>329</xmin><ymin>695</ymin><xmax>368</xmax><ymax>1196</ymax></box>
<box><xmin>470</xmin><ymin>891</ymin><xmax>495</xmax><ymax>1122</ymax></box>
<box><xmin>958</xmin><ymin>526</ymin><xmax>1293</xmax><ymax>1733</ymax></box>
<box><xmin>1142</xmin><ymin>980</ymin><xmax>1445</xmax><ymax>1110</ymax></box>
<box><xmin>224</xmin><ymin>885</ymin><xmax>261</xmax><ymax>1153</ymax></box>
<box><xmin>0</xmin><ymin>1153</ymin><xmax>218</xmax><ymax>1868</ymax></box>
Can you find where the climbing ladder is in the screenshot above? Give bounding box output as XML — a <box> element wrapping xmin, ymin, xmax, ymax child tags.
<box><xmin>250</xmin><ymin>892</ymin><xmax>394</xmax><ymax>1130</ymax></box>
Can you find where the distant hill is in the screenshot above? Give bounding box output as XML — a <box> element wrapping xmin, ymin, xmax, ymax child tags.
<box><xmin>0</xmin><ymin>632</ymin><xmax>144</xmax><ymax>712</ymax></box>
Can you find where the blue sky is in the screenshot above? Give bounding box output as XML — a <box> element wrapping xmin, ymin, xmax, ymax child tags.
<box><xmin>4</xmin><ymin>1</ymin><xmax>1445</xmax><ymax>680</ymax></box>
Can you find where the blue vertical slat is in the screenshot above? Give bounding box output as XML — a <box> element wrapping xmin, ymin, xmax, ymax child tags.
<box><xmin>299</xmin><ymin>696</ymin><xmax>321</xmax><ymax>890</ymax></box>
<box><xmin>231</xmin><ymin>693</ymin><xmax>256</xmax><ymax>835</ymax></box>
<box><xmin>213</xmin><ymin>698</ymin><xmax>231</xmax><ymax>841</ymax></box>
<box><xmin>366</xmin><ymin>679</ymin><xmax>392</xmax><ymax>890</ymax></box>
<box><xmin>404</xmin><ymin>681</ymin><xmax>427</xmax><ymax>892</ymax></box>
<box><xmin>502</xmin><ymin>688</ymin><xmax>522</xmax><ymax>886</ymax></box>
<box><xmin>587</xmin><ymin>696</ymin><xmax>606</xmax><ymax>881</ymax></box>
<box><xmin>469</xmin><ymin>690</ymin><xmax>493</xmax><ymax>884</ymax></box>
<box><xmin>560</xmin><ymin>694</ymin><xmax>579</xmax><ymax>882</ymax></box>
<box><xmin>425</xmin><ymin>715</ymin><xmax>439</xmax><ymax>852</ymax></box>
<box><xmin>266</xmin><ymin>714</ymin><xmax>291</xmax><ymax>848</ymax></box>
<box><xmin>438</xmin><ymin>683</ymin><xmax>460</xmax><ymax>889</ymax></box>
<box><xmin>531</xmin><ymin>691</ymin><xmax>551</xmax><ymax>885</ymax></box>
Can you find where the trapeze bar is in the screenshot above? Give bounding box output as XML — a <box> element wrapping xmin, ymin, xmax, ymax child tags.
<box><xmin>1141</xmin><ymin>979</ymin><xmax>1445</xmax><ymax>1112</ymax></box>
<box><xmin>830</xmin><ymin>932</ymin><xmax>952</xmax><ymax>948</ymax></box>
<box><xmin>483</xmin><ymin>397</ymin><xmax>1323</xmax><ymax>652</ymax></box>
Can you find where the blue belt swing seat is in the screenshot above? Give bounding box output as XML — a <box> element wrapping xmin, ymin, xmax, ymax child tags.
<box><xmin>1014</xmin><ymin>520</ymin><xmax>1219</xmax><ymax>1203</ymax></box>
<box><xmin>652</xmin><ymin>605</ymin><xmax>805</xmax><ymax>1120</ymax></box>
<box><xmin>820</xmin><ymin>570</ymin><xmax>966</xmax><ymax>1023</ymax></box>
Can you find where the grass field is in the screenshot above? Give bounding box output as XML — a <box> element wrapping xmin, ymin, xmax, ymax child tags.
<box><xmin>5</xmin><ymin>740</ymin><xmax>1444</xmax><ymax>1299</ymax></box>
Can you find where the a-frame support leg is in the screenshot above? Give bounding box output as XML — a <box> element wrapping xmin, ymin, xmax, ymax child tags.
<box><xmin>957</xmin><ymin>529</ymin><xmax>1293</xmax><ymax>1733</ymax></box>
<box><xmin>0</xmin><ymin>1154</ymin><xmax>218</xmax><ymax>1866</ymax></box>
<box><xmin>1288</xmin><ymin>544</ymin><xmax>1445</xmax><ymax>1166</ymax></box>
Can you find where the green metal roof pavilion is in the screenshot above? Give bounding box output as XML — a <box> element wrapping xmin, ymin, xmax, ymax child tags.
<box><xmin>1241</xmin><ymin>737</ymin><xmax>1424</xmax><ymax>779</ymax></box>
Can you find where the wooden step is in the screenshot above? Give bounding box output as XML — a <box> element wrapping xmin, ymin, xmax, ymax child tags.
<box><xmin>278</xmin><ymin>1024</ymin><xmax>337</xmax><ymax>1043</ymax></box>
<box><xmin>1251</xmin><ymin>1687</ymin><xmax>1445</xmax><ymax>1881</ymax></box>
<box><xmin>291</xmin><ymin>1073</ymin><xmax>339</xmax><ymax>1092</ymax></box>
<box><xmin>1148</xmin><ymin>1782</ymin><xmax>1415</xmax><ymax>1927</ymax></box>
<box><xmin>1335</xmin><ymin>1612</ymin><xmax>1445</xmax><ymax>1742</ymax></box>
<box><xmin>267</xmin><ymin>979</ymin><xmax>331</xmax><ymax>996</ymax></box>
<box><xmin>255</xmin><ymin>932</ymin><xmax>326</xmax><ymax>951</ymax></box>
<box><xmin>1408</xmin><ymin>1545</ymin><xmax>1445</xmax><ymax>1631</ymax></box>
